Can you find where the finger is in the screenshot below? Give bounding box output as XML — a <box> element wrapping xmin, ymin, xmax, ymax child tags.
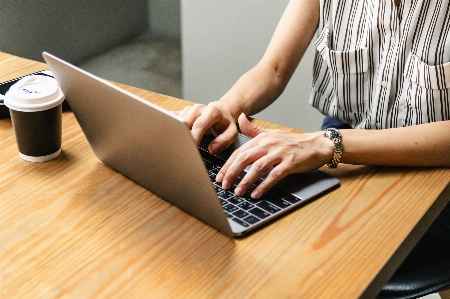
<box><xmin>238</xmin><ymin>113</ymin><xmax>267</xmax><ymax>138</ymax></box>
<box><xmin>218</xmin><ymin>146</ymin><xmax>266</xmax><ymax>190</ymax></box>
<box><xmin>180</xmin><ymin>104</ymin><xmax>204</xmax><ymax>128</ymax></box>
<box><xmin>215</xmin><ymin>148</ymin><xmax>241</xmax><ymax>187</ymax></box>
<box><xmin>217</xmin><ymin>131</ymin><xmax>264</xmax><ymax>177</ymax></box>
<box><xmin>215</xmin><ymin>130</ymin><xmax>267</xmax><ymax>184</ymax></box>
<box><xmin>250</xmin><ymin>163</ymin><xmax>289</xmax><ymax>199</ymax></box>
<box><xmin>190</xmin><ymin>108</ymin><xmax>222</xmax><ymax>145</ymax></box>
<box><xmin>234</xmin><ymin>155</ymin><xmax>278</xmax><ymax>197</ymax></box>
<box><xmin>208</xmin><ymin>123</ymin><xmax>238</xmax><ymax>155</ymax></box>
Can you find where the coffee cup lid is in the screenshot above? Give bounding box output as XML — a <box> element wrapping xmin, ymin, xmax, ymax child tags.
<box><xmin>4</xmin><ymin>75</ymin><xmax>64</xmax><ymax>112</ymax></box>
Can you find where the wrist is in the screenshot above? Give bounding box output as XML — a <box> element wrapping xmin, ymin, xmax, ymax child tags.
<box><xmin>308</xmin><ymin>131</ymin><xmax>336</xmax><ymax>168</ymax></box>
<box><xmin>323</xmin><ymin>128</ymin><xmax>343</xmax><ymax>168</ymax></box>
<box><xmin>216</xmin><ymin>93</ymin><xmax>247</xmax><ymax>122</ymax></box>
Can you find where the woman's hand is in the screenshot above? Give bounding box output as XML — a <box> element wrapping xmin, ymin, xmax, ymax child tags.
<box><xmin>177</xmin><ymin>102</ymin><xmax>239</xmax><ymax>155</ymax></box>
<box><xmin>216</xmin><ymin>114</ymin><xmax>334</xmax><ymax>199</ymax></box>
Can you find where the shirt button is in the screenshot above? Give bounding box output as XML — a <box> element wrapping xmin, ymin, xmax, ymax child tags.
<box><xmin>376</xmin><ymin>123</ymin><xmax>381</xmax><ymax>129</ymax></box>
<box><xmin>381</xmin><ymin>81</ymin><xmax>388</xmax><ymax>88</ymax></box>
<box><xmin>390</xmin><ymin>37</ymin><xmax>396</xmax><ymax>43</ymax></box>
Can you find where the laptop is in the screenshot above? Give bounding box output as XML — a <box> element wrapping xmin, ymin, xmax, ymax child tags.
<box><xmin>43</xmin><ymin>52</ymin><xmax>339</xmax><ymax>237</ymax></box>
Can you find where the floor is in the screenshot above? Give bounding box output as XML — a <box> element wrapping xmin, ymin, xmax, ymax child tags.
<box><xmin>79</xmin><ymin>34</ymin><xmax>182</xmax><ymax>99</ymax></box>
<box><xmin>77</xmin><ymin>34</ymin><xmax>445</xmax><ymax>299</ymax></box>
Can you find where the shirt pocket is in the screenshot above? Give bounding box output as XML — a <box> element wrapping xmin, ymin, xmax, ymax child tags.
<box><xmin>314</xmin><ymin>27</ymin><xmax>370</xmax><ymax>114</ymax></box>
<box><xmin>401</xmin><ymin>53</ymin><xmax>450</xmax><ymax>124</ymax></box>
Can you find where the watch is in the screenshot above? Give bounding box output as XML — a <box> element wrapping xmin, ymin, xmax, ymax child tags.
<box><xmin>323</xmin><ymin>128</ymin><xmax>342</xmax><ymax>168</ymax></box>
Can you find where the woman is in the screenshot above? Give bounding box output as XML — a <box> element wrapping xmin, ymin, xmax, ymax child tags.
<box><xmin>179</xmin><ymin>0</ymin><xmax>450</xmax><ymax>198</ymax></box>
<box><xmin>178</xmin><ymin>1</ymin><xmax>450</xmax><ymax>294</ymax></box>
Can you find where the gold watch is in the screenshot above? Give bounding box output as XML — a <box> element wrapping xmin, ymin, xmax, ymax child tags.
<box><xmin>323</xmin><ymin>128</ymin><xmax>342</xmax><ymax>168</ymax></box>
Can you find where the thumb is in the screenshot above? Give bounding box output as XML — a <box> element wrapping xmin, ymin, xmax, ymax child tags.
<box><xmin>238</xmin><ymin>113</ymin><xmax>267</xmax><ymax>138</ymax></box>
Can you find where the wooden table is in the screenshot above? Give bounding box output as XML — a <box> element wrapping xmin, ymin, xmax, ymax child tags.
<box><xmin>1</xmin><ymin>52</ymin><xmax>449</xmax><ymax>299</ymax></box>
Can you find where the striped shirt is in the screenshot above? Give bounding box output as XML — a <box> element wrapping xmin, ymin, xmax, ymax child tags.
<box><xmin>309</xmin><ymin>0</ymin><xmax>450</xmax><ymax>129</ymax></box>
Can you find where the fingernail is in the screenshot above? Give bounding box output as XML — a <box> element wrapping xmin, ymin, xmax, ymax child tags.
<box><xmin>209</xmin><ymin>143</ymin><xmax>218</xmax><ymax>154</ymax></box>
<box><xmin>215</xmin><ymin>173</ymin><xmax>224</xmax><ymax>182</ymax></box>
<box><xmin>235</xmin><ymin>186</ymin><xmax>243</xmax><ymax>196</ymax></box>
<box><xmin>251</xmin><ymin>190</ymin><xmax>261</xmax><ymax>199</ymax></box>
<box><xmin>222</xmin><ymin>180</ymin><xmax>230</xmax><ymax>189</ymax></box>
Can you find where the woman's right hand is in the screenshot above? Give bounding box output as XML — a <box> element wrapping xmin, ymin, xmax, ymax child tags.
<box><xmin>177</xmin><ymin>101</ymin><xmax>239</xmax><ymax>155</ymax></box>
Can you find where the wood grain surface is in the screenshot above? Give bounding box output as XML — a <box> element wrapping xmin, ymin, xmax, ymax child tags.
<box><xmin>1</xmin><ymin>52</ymin><xmax>449</xmax><ymax>299</ymax></box>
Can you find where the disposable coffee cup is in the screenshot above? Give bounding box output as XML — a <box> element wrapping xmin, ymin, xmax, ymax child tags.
<box><xmin>4</xmin><ymin>75</ymin><xmax>65</xmax><ymax>162</ymax></box>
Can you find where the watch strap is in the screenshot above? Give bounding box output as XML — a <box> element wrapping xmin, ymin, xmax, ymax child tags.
<box><xmin>323</xmin><ymin>128</ymin><xmax>342</xmax><ymax>168</ymax></box>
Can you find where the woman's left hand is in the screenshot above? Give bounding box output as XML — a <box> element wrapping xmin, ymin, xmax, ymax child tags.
<box><xmin>216</xmin><ymin>114</ymin><xmax>334</xmax><ymax>198</ymax></box>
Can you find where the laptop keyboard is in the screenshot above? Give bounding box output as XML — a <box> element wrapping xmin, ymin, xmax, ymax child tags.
<box><xmin>199</xmin><ymin>148</ymin><xmax>303</xmax><ymax>228</ymax></box>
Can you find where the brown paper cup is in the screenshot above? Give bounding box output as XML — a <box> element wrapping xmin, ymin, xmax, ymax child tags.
<box><xmin>5</xmin><ymin>75</ymin><xmax>65</xmax><ymax>162</ymax></box>
<box><xmin>9</xmin><ymin>105</ymin><xmax>62</xmax><ymax>162</ymax></box>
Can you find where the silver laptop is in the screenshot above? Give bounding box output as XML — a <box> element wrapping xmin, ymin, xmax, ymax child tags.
<box><xmin>43</xmin><ymin>52</ymin><xmax>339</xmax><ymax>237</ymax></box>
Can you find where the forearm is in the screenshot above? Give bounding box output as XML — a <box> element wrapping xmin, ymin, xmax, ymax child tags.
<box><xmin>216</xmin><ymin>64</ymin><xmax>287</xmax><ymax>120</ymax></box>
<box><xmin>340</xmin><ymin>121</ymin><xmax>450</xmax><ymax>167</ymax></box>
<box><xmin>216</xmin><ymin>0</ymin><xmax>320</xmax><ymax>121</ymax></box>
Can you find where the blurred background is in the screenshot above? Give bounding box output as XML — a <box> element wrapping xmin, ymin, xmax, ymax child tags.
<box><xmin>0</xmin><ymin>0</ymin><xmax>322</xmax><ymax>132</ymax></box>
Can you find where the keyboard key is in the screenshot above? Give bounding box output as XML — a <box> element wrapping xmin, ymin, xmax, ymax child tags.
<box><xmin>243</xmin><ymin>215</ymin><xmax>260</xmax><ymax>225</ymax></box>
<box><xmin>239</xmin><ymin>188</ymin><xmax>258</xmax><ymax>199</ymax></box>
<box><xmin>199</xmin><ymin>149</ymin><xmax>225</xmax><ymax>167</ymax></box>
<box><xmin>218</xmin><ymin>190</ymin><xmax>235</xmax><ymax>200</ymax></box>
<box><xmin>228</xmin><ymin>196</ymin><xmax>244</xmax><ymax>205</ymax></box>
<box><xmin>283</xmin><ymin>194</ymin><xmax>302</xmax><ymax>204</ymax></box>
<box><xmin>223</xmin><ymin>204</ymin><xmax>238</xmax><ymax>213</ymax></box>
<box><xmin>233</xmin><ymin>209</ymin><xmax>249</xmax><ymax>219</ymax></box>
<box><xmin>209</xmin><ymin>168</ymin><xmax>220</xmax><ymax>176</ymax></box>
<box><xmin>204</xmin><ymin>160</ymin><xmax>215</xmax><ymax>170</ymax></box>
<box><xmin>267</xmin><ymin>198</ymin><xmax>291</xmax><ymax>209</ymax></box>
<box><xmin>234</xmin><ymin>176</ymin><xmax>243</xmax><ymax>185</ymax></box>
<box><xmin>232</xmin><ymin>217</ymin><xmax>250</xmax><ymax>227</ymax></box>
<box><xmin>249</xmin><ymin>207</ymin><xmax>270</xmax><ymax>219</ymax></box>
<box><xmin>238</xmin><ymin>201</ymin><xmax>254</xmax><ymax>210</ymax></box>
<box><xmin>256</xmin><ymin>201</ymin><xmax>281</xmax><ymax>214</ymax></box>
<box><xmin>214</xmin><ymin>185</ymin><xmax>223</xmax><ymax>193</ymax></box>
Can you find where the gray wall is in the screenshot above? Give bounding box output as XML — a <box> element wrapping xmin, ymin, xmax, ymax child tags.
<box><xmin>181</xmin><ymin>0</ymin><xmax>323</xmax><ymax>132</ymax></box>
<box><xmin>149</xmin><ymin>0</ymin><xmax>181</xmax><ymax>40</ymax></box>
<box><xmin>0</xmin><ymin>0</ymin><xmax>148</xmax><ymax>64</ymax></box>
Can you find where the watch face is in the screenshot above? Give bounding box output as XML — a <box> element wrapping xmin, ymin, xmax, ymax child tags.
<box><xmin>326</xmin><ymin>129</ymin><xmax>340</xmax><ymax>139</ymax></box>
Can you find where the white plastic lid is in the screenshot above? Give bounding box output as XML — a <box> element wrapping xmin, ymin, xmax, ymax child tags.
<box><xmin>4</xmin><ymin>75</ymin><xmax>64</xmax><ymax>112</ymax></box>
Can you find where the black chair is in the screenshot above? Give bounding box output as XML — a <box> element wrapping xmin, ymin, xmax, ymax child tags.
<box><xmin>378</xmin><ymin>248</ymin><xmax>450</xmax><ymax>298</ymax></box>
<box><xmin>377</xmin><ymin>183</ymin><xmax>450</xmax><ymax>299</ymax></box>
